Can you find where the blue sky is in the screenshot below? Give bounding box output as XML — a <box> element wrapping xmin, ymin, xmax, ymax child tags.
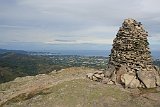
<box><xmin>0</xmin><ymin>0</ymin><xmax>160</xmax><ymax>51</ymax></box>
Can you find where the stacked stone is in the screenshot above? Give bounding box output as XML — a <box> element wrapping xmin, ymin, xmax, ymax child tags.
<box><xmin>86</xmin><ymin>71</ymin><xmax>104</xmax><ymax>82</ymax></box>
<box><xmin>109</xmin><ymin>19</ymin><xmax>152</xmax><ymax>73</ymax></box>
<box><xmin>87</xmin><ymin>18</ymin><xmax>160</xmax><ymax>88</ymax></box>
<box><xmin>106</xmin><ymin>18</ymin><xmax>160</xmax><ymax>88</ymax></box>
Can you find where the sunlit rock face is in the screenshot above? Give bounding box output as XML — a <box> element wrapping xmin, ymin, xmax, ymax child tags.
<box><xmin>87</xmin><ymin>18</ymin><xmax>160</xmax><ymax>88</ymax></box>
<box><xmin>106</xmin><ymin>18</ymin><xmax>160</xmax><ymax>88</ymax></box>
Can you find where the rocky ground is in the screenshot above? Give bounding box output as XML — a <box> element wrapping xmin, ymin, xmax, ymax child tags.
<box><xmin>0</xmin><ymin>67</ymin><xmax>160</xmax><ymax>107</ymax></box>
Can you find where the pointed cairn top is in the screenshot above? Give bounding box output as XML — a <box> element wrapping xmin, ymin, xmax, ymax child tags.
<box><xmin>122</xmin><ymin>18</ymin><xmax>144</xmax><ymax>32</ymax></box>
<box><xmin>106</xmin><ymin>18</ymin><xmax>160</xmax><ymax>88</ymax></box>
<box><xmin>87</xmin><ymin>18</ymin><xmax>160</xmax><ymax>88</ymax></box>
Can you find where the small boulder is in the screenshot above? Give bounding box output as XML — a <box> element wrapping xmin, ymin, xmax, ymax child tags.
<box><xmin>107</xmin><ymin>80</ymin><xmax>114</xmax><ymax>85</ymax></box>
<box><xmin>95</xmin><ymin>70</ymin><xmax>104</xmax><ymax>74</ymax></box>
<box><xmin>100</xmin><ymin>73</ymin><xmax>105</xmax><ymax>77</ymax></box>
<box><xmin>92</xmin><ymin>76</ymin><xmax>98</xmax><ymax>81</ymax></box>
<box><xmin>121</xmin><ymin>73</ymin><xmax>140</xmax><ymax>88</ymax></box>
<box><xmin>137</xmin><ymin>71</ymin><xmax>156</xmax><ymax>88</ymax></box>
<box><xmin>86</xmin><ymin>73</ymin><xmax>94</xmax><ymax>79</ymax></box>
<box><xmin>94</xmin><ymin>74</ymin><xmax>102</xmax><ymax>79</ymax></box>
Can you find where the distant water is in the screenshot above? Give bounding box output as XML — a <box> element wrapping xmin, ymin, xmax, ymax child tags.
<box><xmin>49</xmin><ymin>50</ymin><xmax>110</xmax><ymax>57</ymax></box>
<box><xmin>42</xmin><ymin>50</ymin><xmax>160</xmax><ymax>59</ymax></box>
<box><xmin>151</xmin><ymin>51</ymin><xmax>160</xmax><ymax>59</ymax></box>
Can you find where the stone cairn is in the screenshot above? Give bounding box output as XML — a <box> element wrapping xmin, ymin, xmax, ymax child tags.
<box><xmin>86</xmin><ymin>18</ymin><xmax>160</xmax><ymax>88</ymax></box>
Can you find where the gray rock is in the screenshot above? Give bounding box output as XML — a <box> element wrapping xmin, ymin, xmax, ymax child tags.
<box><xmin>156</xmin><ymin>75</ymin><xmax>160</xmax><ymax>86</ymax></box>
<box><xmin>94</xmin><ymin>74</ymin><xmax>102</xmax><ymax>79</ymax></box>
<box><xmin>106</xmin><ymin>18</ymin><xmax>160</xmax><ymax>88</ymax></box>
<box><xmin>104</xmin><ymin>64</ymin><xmax>115</xmax><ymax>78</ymax></box>
<box><xmin>86</xmin><ymin>73</ymin><xmax>94</xmax><ymax>79</ymax></box>
<box><xmin>87</xmin><ymin>18</ymin><xmax>160</xmax><ymax>88</ymax></box>
<box><xmin>100</xmin><ymin>74</ymin><xmax>105</xmax><ymax>77</ymax></box>
<box><xmin>95</xmin><ymin>70</ymin><xmax>104</xmax><ymax>74</ymax></box>
<box><xmin>92</xmin><ymin>76</ymin><xmax>98</xmax><ymax>81</ymax></box>
<box><xmin>121</xmin><ymin>73</ymin><xmax>140</xmax><ymax>88</ymax></box>
<box><xmin>137</xmin><ymin>71</ymin><xmax>156</xmax><ymax>88</ymax></box>
<box><xmin>107</xmin><ymin>80</ymin><xmax>114</xmax><ymax>85</ymax></box>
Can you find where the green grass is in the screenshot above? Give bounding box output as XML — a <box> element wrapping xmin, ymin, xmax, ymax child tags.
<box><xmin>2</xmin><ymin>67</ymin><xmax>160</xmax><ymax>107</ymax></box>
<box><xmin>4</xmin><ymin>79</ymin><xmax>130</xmax><ymax>107</ymax></box>
<box><xmin>8</xmin><ymin>79</ymin><xmax>129</xmax><ymax>107</ymax></box>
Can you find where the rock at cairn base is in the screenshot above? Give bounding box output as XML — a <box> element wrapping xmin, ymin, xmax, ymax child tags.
<box><xmin>86</xmin><ymin>71</ymin><xmax>105</xmax><ymax>82</ymax></box>
<box><xmin>86</xmin><ymin>18</ymin><xmax>160</xmax><ymax>88</ymax></box>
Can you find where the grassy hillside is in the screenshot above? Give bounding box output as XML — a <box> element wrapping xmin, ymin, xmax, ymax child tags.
<box><xmin>0</xmin><ymin>51</ymin><xmax>159</xmax><ymax>84</ymax></box>
<box><xmin>0</xmin><ymin>52</ymin><xmax>62</xmax><ymax>83</ymax></box>
<box><xmin>0</xmin><ymin>67</ymin><xmax>160</xmax><ymax>107</ymax></box>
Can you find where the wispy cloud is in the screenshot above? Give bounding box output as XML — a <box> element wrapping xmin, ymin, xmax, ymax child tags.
<box><xmin>0</xmin><ymin>0</ymin><xmax>160</xmax><ymax>50</ymax></box>
<box><xmin>0</xmin><ymin>25</ymin><xmax>33</xmax><ymax>29</ymax></box>
<box><xmin>45</xmin><ymin>38</ymin><xmax>113</xmax><ymax>45</ymax></box>
<box><xmin>54</xmin><ymin>39</ymin><xmax>77</xmax><ymax>43</ymax></box>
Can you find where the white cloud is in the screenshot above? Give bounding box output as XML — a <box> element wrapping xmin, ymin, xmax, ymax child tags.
<box><xmin>0</xmin><ymin>0</ymin><xmax>160</xmax><ymax>50</ymax></box>
<box><xmin>140</xmin><ymin>0</ymin><xmax>160</xmax><ymax>13</ymax></box>
<box><xmin>45</xmin><ymin>37</ymin><xmax>113</xmax><ymax>45</ymax></box>
<box><xmin>148</xmin><ymin>33</ymin><xmax>160</xmax><ymax>44</ymax></box>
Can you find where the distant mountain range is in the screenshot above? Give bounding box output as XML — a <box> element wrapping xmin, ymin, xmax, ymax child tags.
<box><xmin>0</xmin><ymin>49</ymin><xmax>27</xmax><ymax>54</ymax></box>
